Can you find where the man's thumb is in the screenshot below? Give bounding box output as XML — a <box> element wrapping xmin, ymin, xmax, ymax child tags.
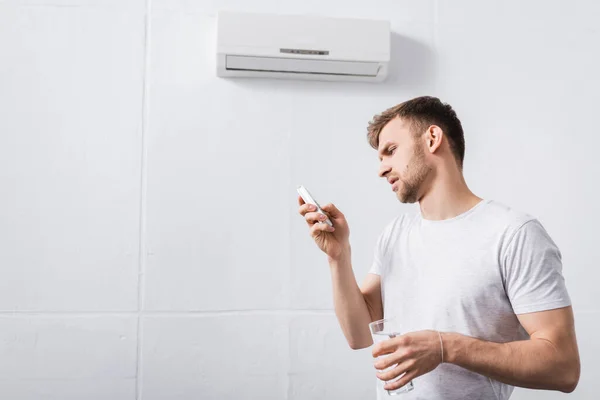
<box><xmin>321</xmin><ymin>203</ymin><xmax>341</xmax><ymax>217</ymax></box>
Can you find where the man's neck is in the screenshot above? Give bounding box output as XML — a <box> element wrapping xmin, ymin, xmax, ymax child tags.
<box><xmin>418</xmin><ymin>170</ymin><xmax>482</xmax><ymax>221</ymax></box>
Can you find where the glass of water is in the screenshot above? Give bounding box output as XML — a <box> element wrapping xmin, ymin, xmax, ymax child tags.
<box><xmin>369</xmin><ymin>318</ymin><xmax>415</xmax><ymax>396</ymax></box>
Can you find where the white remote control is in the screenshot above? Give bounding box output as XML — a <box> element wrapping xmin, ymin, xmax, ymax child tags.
<box><xmin>297</xmin><ymin>185</ymin><xmax>333</xmax><ymax>227</ymax></box>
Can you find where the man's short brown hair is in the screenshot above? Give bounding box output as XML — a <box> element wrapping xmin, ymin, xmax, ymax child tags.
<box><xmin>367</xmin><ymin>96</ymin><xmax>465</xmax><ymax>169</ymax></box>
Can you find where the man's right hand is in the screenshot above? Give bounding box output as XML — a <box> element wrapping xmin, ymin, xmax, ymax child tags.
<box><xmin>298</xmin><ymin>196</ymin><xmax>351</xmax><ymax>261</ymax></box>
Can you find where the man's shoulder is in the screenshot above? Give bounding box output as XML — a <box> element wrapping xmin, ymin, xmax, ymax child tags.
<box><xmin>480</xmin><ymin>199</ymin><xmax>537</xmax><ymax>231</ymax></box>
<box><xmin>479</xmin><ymin>200</ymin><xmax>549</xmax><ymax>249</ymax></box>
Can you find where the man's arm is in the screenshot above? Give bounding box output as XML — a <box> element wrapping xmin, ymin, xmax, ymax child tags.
<box><xmin>373</xmin><ymin>306</ymin><xmax>580</xmax><ymax>393</ymax></box>
<box><xmin>329</xmin><ymin>251</ymin><xmax>383</xmax><ymax>350</ymax></box>
<box><xmin>298</xmin><ymin>200</ymin><xmax>384</xmax><ymax>351</ymax></box>
<box><xmin>443</xmin><ymin>306</ymin><xmax>580</xmax><ymax>393</ymax></box>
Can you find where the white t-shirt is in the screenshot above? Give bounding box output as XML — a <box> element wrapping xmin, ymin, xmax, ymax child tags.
<box><xmin>369</xmin><ymin>199</ymin><xmax>571</xmax><ymax>400</ymax></box>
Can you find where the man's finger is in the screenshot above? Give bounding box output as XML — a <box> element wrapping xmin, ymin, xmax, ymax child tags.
<box><xmin>375</xmin><ymin>345</ymin><xmax>415</xmax><ymax>370</ymax></box>
<box><xmin>305</xmin><ymin>211</ymin><xmax>327</xmax><ymax>225</ymax></box>
<box><xmin>376</xmin><ymin>359</ymin><xmax>412</xmax><ymax>382</ymax></box>
<box><xmin>298</xmin><ymin>203</ymin><xmax>316</xmax><ymax>216</ymax></box>
<box><xmin>384</xmin><ymin>369</ymin><xmax>418</xmax><ymax>392</ymax></box>
<box><xmin>310</xmin><ymin>220</ymin><xmax>335</xmax><ymax>236</ymax></box>
<box><xmin>375</xmin><ymin>333</ymin><xmax>411</xmax><ymax>358</ymax></box>
<box><xmin>372</xmin><ymin>336</ymin><xmax>401</xmax><ymax>358</ymax></box>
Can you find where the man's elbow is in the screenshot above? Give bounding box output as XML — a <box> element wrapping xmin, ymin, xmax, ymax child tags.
<box><xmin>560</xmin><ymin>377</ymin><xmax>579</xmax><ymax>394</ymax></box>
<box><xmin>559</xmin><ymin>359</ymin><xmax>580</xmax><ymax>393</ymax></box>
<box><xmin>348</xmin><ymin>339</ymin><xmax>373</xmax><ymax>350</ymax></box>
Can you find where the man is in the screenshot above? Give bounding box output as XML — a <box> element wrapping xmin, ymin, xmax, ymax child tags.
<box><xmin>298</xmin><ymin>96</ymin><xmax>580</xmax><ymax>399</ymax></box>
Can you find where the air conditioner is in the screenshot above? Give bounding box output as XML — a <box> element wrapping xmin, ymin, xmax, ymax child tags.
<box><xmin>216</xmin><ymin>11</ymin><xmax>390</xmax><ymax>82</ymax></box>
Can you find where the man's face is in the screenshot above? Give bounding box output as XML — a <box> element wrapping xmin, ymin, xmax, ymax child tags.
<box><xmin>377</xmin><ymin>117</ymin><xmax>431</xmax><ymax>203</ymax></box>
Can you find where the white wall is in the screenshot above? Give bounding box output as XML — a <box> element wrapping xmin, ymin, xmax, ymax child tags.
<box><xmin>0</xmin><ymin>0</ymin><xmax>598</xmax><ymax>399</ymax></box>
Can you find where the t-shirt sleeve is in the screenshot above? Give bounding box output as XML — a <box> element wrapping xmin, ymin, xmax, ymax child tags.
<box><xmin>368</xmin><ymin>218</ymin><xmax>399</xmax><ymax>276</ymax></box>
<box><xmin>502</xmin><ymin>219</ymin><xmax>572</xmax><ymax>315</ymax></box>
<box><xmin>368</xmin><ymin>230</ymin><xmax>387</xmax><ymax>276</ymax></box>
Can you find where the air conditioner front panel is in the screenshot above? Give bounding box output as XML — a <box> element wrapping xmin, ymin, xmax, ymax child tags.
<box><xmin>217</xmin><ymin>12</ymin><xmax>390</xmax><ymax>61</ymax></box>
<box><xmin>225</xmin><ymin>55</ymin><xmax>381</xmax><ymax>77</ymax></box>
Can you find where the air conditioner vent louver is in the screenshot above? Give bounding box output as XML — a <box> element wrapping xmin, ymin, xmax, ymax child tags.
<box><xmin>225</xmin><ymin>55</ymin><xmax>381</xmax><ymax>78</ymax></box>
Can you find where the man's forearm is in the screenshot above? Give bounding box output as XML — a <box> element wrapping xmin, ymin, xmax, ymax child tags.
<box><xmin>329</xmin><ymin>249</ymin><xmax>374</xmax><ymax>350</ymax></box>
<box><xmin>442</xmin><ymin>332</ymin><xmax>579</xmax><ymax>393</ymax></box>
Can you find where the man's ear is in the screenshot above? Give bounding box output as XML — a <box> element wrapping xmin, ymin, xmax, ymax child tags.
<box><xmin>426</xmin><ymin>125</ymin><xmax>444</xmax><ymax>154</ymax></box>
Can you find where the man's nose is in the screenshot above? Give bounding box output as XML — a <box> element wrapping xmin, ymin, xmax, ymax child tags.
<box><xmin>378</xmin><ymin>163</ymin><xmax>390</xmax><ymax>178</ymax></box>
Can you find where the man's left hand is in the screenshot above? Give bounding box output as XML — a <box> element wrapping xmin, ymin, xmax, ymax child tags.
<box><xmin>372</xmin><ymin>330</ymin><xmax>443</xmax><ymax>391</ymax></box>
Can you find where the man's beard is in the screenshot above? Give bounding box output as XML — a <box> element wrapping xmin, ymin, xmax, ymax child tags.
<box><xmin>397</xmin><ymin>144</ymin><xmax>431</xmax><ymax>204</ymax></box>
